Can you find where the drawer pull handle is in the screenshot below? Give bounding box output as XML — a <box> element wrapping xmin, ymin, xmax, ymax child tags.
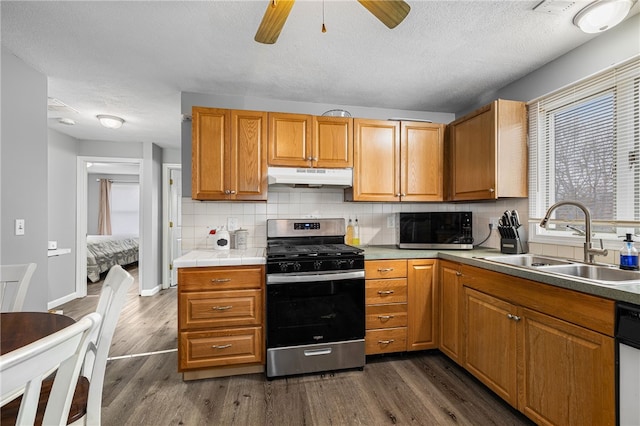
<box><xmin>378</xmin><ymin>315</ymin><xmax>394</xmax><ymax>320</ymax></box>
<box><xmin>378</xmin><ymin>290</ymin><xmax>394</xmax><ymax>295</ymax></box>
<box><xmin>304</xmin><ymin>348</ymin><xmax>332</xmax><ymax>356</ymax></box>
<box><xmin>211</xmin><ymin>278</ymin><xmax>231</xmax><ymax>283</ymax></box>
<box><xmin>211</xmin><ymin>344</ymin><xmax>232</xmax><ymax>349</ymax></box>
<box><xmin>212</xmin><ymin>305</ymin><xmax>232</xmax><ymax>311</ymax></box>
<box><xmin>377</xmin><ymin>268</ymin><xmax>394</xmax><ymax>272</ymax></box>
<box><xmin>506</xmin><ymin>313</ymin><xmax>521</xmax><ymax>322</ymax></box>
<box><xmin>378</xmin><ymin>339</ymin><xmax>395</xmax><ymax>345</ymax></box>
<box><xmin>455</xmin><ymin>271</ymin><xmax>463</xmax><ymax>277</ymax></box>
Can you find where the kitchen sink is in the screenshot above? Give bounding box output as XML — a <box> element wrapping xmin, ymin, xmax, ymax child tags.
<box><xmin>482</xmin><ymin>254</ymin><xmax>574</xmax><ymax>268</ymax></box>
<box><xmin>536</xmin><ymin>264</ymin><xmax>640</xmax><ymax>285</ymax></box>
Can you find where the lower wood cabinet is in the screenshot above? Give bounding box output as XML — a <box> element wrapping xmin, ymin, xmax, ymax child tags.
<box><xmin>438</xmin><ymin>260</ymin><xmax>463</xmax><ymax>364</ymax></box>
<box><xmin>364</xmin><ymin>259</ymin><xmax>438</xmax><ymax>354</ymax></box>
<box><xmin>460</xmin><ymin>265</ymin><xmax>615</xmax><ymax>426</ymax></box>
<box><xmin>177</xmin><ymin>265</ymin><xmax>265</xmax><ymax>379</ymax></box>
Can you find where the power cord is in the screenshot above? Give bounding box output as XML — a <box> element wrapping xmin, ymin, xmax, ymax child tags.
<box><xmin>474</xmin><ymin>223</ymin><xmax>493</xmax><ymax>248</ymax></box>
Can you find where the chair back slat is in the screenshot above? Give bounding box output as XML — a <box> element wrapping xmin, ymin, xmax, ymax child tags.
<box><xmin>0</xmin><ymin>263</ymin><xmax>37</xmax><ymax>312</ymax></box>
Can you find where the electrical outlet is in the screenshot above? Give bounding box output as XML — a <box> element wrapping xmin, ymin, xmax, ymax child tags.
<box><xmin>490</xmin><ymin>217</ymin><xmax>499</xmax><ymax>228</ymax></box>
<box><xmin>387</xmin><ymin>215</ymin><xmax>395</xmax><ymax>228</ymax></box>
<box><xmin>227</xmin><ymin>217</ymin><xmax>239</xmax><ymax>231</ymax></box>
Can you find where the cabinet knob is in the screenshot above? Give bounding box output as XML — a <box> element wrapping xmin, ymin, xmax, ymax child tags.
<box><xmin>401</xmin><ymin>193</ymin><xmax>406</xmax><ymax>197</ymax></box>
<box><xmin>488</xmin><ymin>188</ymin><xmax>495</xmax><ymax>193</ymax></box>
<box><xmin>224</xmin><ymin>189</ymin><xmax>231</xmax><ymax>195</ymax></box>
<box><xmin>506</xmin><ymin>313</ymin><xmax>521</xmax><ymax>321</ymax></box>
<box><xmin>455</xmin><ymin>271</ymin><xmax>463</xmax><ymax>276</ymax></box>
<box><xmin>395</xmin><ymin>193</ymin><xmax>401</xmax><ymax>197</ymax></box>
<box><xmin>229</xmin><ymin>190</ymin><xmax>236</xmax><ymax>194</ymax></box>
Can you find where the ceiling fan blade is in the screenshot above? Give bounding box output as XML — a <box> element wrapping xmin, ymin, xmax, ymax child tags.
<box><xmin>255</xmin><ymin>0</ymin><xmax>296</xmax><ymax>44</ymax></box>
<box><xmin>357</xmin><ymin>0</ymin><xmax>410</xmax><ymax>29</ymax></box>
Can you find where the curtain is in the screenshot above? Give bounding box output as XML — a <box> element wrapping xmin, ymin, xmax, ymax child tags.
<box><xmin>98</xmin><ymin>179</ymin><xmax>112</xmax><ymax>235</ymax></box>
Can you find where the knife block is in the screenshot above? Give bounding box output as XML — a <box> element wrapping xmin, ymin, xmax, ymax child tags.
<box><xmin>500</xmin><ymin>226</ymin><xmax>528</xmax><ymax>254</ymax></box>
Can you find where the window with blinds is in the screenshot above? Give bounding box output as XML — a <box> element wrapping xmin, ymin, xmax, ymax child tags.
<box><xmin>528</xmin><ymin>56</ymin><xmax>639</xmax><ymax>243</ymax></box>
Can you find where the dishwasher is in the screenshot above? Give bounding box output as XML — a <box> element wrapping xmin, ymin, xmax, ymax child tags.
<box><xmin>616</xmin><ymin>301</ymin><xmax>640</xmax><ymax>426</ymax></box>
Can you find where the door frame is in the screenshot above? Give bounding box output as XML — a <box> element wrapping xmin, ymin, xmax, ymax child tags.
<box><xmin>76</xmin><ymin>156</ymin><xmax>143</xmax><ymax>297</ymax></box>
<box><xmin>162</xmin><ymin>163</ymin><xmax>181</xmax><ymax>289</ymax></box>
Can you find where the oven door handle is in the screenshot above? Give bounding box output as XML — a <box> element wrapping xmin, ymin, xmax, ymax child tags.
<box><xmin>267</xmin><ymin>270</ymin><xmax>365</xmax><ymax>284</ymax></box>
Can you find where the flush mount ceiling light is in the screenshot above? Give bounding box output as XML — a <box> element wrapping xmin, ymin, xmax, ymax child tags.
<box><xmin>57</xmin><ymin>117</ymin><xmax>76</xmax><ymax>126</ymax></box>
<box><xmin>573</xmin><ymin>0</ymin><xmax>634</xmax><ymax>33</ymax></box>
<box><xmin>96</xmin><ymin>114</ymin><xmax>125</xmax><ymax>129</ymax></box>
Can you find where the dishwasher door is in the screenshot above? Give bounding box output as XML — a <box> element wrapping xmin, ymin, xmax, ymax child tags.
<box><xmin>617</xmin><ymin>302</ymin><xmax>640</xmax><ymax>426</ymax></box>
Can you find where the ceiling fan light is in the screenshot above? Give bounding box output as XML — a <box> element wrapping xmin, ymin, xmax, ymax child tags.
<box><xmin>96</xmin><ymin>114</ymin><xmax>125</xmax><ymax>129</ymax></box>
<box><xmin>573</xmin><ymin>0</ymin><xmax>634</xmax><ymax>33</ymax></box>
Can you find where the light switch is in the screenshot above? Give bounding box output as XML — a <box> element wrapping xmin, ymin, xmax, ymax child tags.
<box><xmin>15</xmin><ymin>219</ymin><xmax>25</xmax><ymax>235</ymax></box>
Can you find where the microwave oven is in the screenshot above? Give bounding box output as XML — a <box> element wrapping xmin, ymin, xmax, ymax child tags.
<box><xmin>398</xmin><ymin>212</ymin><xmax>473</xmax><ymax>249</ymax></box>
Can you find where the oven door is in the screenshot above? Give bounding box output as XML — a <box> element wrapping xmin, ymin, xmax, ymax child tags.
<box><xmin>266</xmin><ymin>271</ymin><xmax>365</xmax><ymax>349</ymax></box>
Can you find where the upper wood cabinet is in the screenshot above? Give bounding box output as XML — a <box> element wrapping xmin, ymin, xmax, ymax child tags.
<box><xmin>268</xmin><ymin>113</ymin><xmax>353</xmax><ymax>168</ymax></box>
<box><xmin>447</xmin><ymin>99</ymin><xmax>527</xmax><ymax>201</ymax></box>
<box><xmin>191</xmin><ymin>107</ymin><xmax>267</xmax><ymax>201</ymax></box>
<box><xmin>348</xmin><ymin>119</ymin><xmax>444</xmax><ymax>202</ymax></box>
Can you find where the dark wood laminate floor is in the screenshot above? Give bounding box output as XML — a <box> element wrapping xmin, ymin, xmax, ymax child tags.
<box><xmin>59</xmin><ymin>267</ymin><xmax>534</xmax><ymax>426</ymax></box>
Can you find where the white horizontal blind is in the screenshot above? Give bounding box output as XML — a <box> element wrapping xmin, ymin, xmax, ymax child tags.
<box><xmin>529</xmin><ymin>56</ymin><xmax>640</xmax><ymax>239</ymax></box>
<box><xmin>110</xmin><ymin>182</ymin><xmax>140</xmax><ymax>236</ymax></box>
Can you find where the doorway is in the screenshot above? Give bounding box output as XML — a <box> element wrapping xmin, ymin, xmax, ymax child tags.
<box><xmin>76</xmin><ymin>156</ymin><xmax>143</xmax><ymax>297</ymax></box>
<box><xmin>162</xmin><ymin>164</ymin><xmax>181</xmax><ymax>289</ymax></box>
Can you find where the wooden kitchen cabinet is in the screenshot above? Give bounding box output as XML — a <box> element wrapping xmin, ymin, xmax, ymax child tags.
<box><xmin>459</xmin><ymin>265</ymin><xmax>615</xmax><ymax>425</ymax></box>
<box><xmin>438</xmin><ymin>260</ymin><xmax>463</xmax><ymax>364</ymax></box>
<box><xmin>348</xmin><ymin>119</ymin><xmax>444</xmax><ymax>202</ymax></box>
<box><xmin>178</xmin><ymin>265</ymin><xmax>265</xmax><ymax>379</ymax></box>
<box><xmin>191</xmin><ymin>107</ymin><xmax>267</xmax><ymax>201</ymax></box>
<box><xmin>268</xmin><ymin>112</ymin><xmax>353</xmax><ymax>168</ymax></box>
<box><xmin>447</xmin><ymin>99</ymin><xmax>527</xmax><ymax>201</ymax></box>
<box><xmin>364</xmin><ymin>259</ymin><xmax>408</xmax><ymax>355</ymax></box>
<box><xmin>407</xmin><ymin>259</ymin><xmax>438</xmax><ymax>351</ymax></box>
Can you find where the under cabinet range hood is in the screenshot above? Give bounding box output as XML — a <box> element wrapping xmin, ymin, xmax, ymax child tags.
<box><xmin>267</xmin><ymin>167</ymin><xmax>353</xmax><ymax>188</ymax></box>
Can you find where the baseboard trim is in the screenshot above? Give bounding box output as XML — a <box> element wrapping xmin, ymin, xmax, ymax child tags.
<box><xmin>48</xmin><ymin>292</ymin><xmax>78</xmax><ymax>310</ymax></box>
<box><xmin>140</xmin><ymin>285</ymin><xmax>160</xmax><ymax>297</ymax></box>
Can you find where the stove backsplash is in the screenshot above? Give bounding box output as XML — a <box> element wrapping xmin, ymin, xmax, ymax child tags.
<box><xmin>180</xmin><ymin>186</ymin><xmax>529</xmax><ymax>252</ymax></box>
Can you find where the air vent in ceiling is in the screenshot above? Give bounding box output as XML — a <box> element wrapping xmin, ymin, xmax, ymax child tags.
<box><xmin>533</xmin><ymin>0</ymin><xmax>577</xmax><ymax>15</ymax></box>
<box><xmin>47</xmin><ymin>97</ymin><xmax>79</xmax><ymax>115</ymax></box>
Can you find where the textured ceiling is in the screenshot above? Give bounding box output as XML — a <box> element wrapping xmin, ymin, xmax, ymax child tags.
<box><xmin>2</xmin><ymin>0</ymin><xmax>636</xmax><ymax>149</ymax></box>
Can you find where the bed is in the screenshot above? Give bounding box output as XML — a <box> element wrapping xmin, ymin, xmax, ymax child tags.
<box><xmin>87</xmin><ymin>235</ymin><xmax>139</xmax><ymax>282</ymax></box>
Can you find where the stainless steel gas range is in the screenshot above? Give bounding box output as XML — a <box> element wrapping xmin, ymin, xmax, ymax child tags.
<box><xmin>265</xmin><ymin>218</ymin><xmax>365</xmax><ymax>379</ymax></box>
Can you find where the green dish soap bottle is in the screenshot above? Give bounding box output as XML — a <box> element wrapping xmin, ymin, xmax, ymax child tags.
<box><xmin>620</xmin><ymin>233</ymin><xmax>639</xmax><ymax>271</ymax></box>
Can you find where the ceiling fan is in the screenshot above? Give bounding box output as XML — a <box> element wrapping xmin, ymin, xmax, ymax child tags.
<box><xmin>255</xmin><ymin>0</ymin><xmax>411</xmax><ymax>44</ymax></box>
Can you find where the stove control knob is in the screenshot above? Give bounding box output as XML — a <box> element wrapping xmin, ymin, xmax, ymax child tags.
<box><xmin>333</xmin><ymin>259</ymin><xmax>346</xmax><ymax>269</ymax></box>
<box><xmin>348</xmin><ymin>259</ymin><xmax>355</xmax><ymax>268</ymax></box>
<box><xmin>293</xmin><ymin>262</ymin><xmax>302</xmax><ymax>272</ymax></box>
<box><xmin>278</xmin><ymin>262</ymin><xmax>290</xmax><ymax>272</ymax></box>
<box><xmin>314</xmin><ymin>260</ymin><xmax>323</xmax><ymax>270</ymax></box>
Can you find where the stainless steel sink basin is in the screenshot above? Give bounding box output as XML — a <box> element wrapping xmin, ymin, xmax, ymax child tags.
<box><xmin>537</xmin><ymin>264</ymin><xmax>640</xmax><ymax>285</ymax></box>
<box><xmin>482</xmin><ymin>254</ymin><xmax>574</xmax><ymax>268</ymax></box>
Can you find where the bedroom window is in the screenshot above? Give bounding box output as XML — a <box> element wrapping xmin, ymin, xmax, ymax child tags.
<box><xmin>528</xmin><ymin>56</ymin><xmax>640</xmax><ymax>245</ymax></box>
<box><xmin>110</xmin><ymin>182</ymin><xmax>140</xmax><ymax>235</ymax></box>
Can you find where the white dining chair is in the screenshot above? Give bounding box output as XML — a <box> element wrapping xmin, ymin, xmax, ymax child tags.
<box><xmin>70</xmin><ymin>264</ymin><xmax>134</xmax><ymax>426</ymax></box>
<box><xmin>0</xmin><ymin>263</ymin><xmax>37</xmax><ymax>312</ymax></box>
<box><xmin>0</xmin><ymin>312</ymin><xmax>102</xmax><ymax>426</ymax></box>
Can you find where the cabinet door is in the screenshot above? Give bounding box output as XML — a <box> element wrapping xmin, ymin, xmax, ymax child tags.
<box><xmin>313</xmin><ymin>116</ymin><xmax>353</xmax><ymax>168</ymax></box>
<box><xmin>268</xmin><ymin>112</ymin><xmax>312</xmax><ymax>167</ymax></box>
<box><xmin>191</xmin><ymin>107</ymin><xmax>230</xmax><ymax>200</ymax></box>
<box><xmin>230</xmin><ymin>110</ymin><xmax>268</xmax><ymax>200</ymax></box>
<box><xmin>451</xmin><ymin>105</ymin><xmax>497</xmax><ymax>200</ymax></box>
<box><xmin>439</xmin><ymin>261</ymin><xmax>462</xmax><ymax>363</ymax></box>
<box><xmin>407</xmin><ymin>260</ymin><xmax>438</xmax><ymax>351</ymax></box>
<box><xmin>464</xmin><ymin>287</ymin><xmax>518</xmax><ymax>406</ymax></box>
<box><xmin>401</xmin><ymin>122</ymin><xmax>444</xmax><ymax>202</ymax></box>
<box><xmin>352</xmin><ymin>119</ymin><xmax>400</xmax><ymax>201</ymax></box>
<box><xmin>518</xmin><ymin>307</ymin><xmax>615</xmax><ymax>426</ymax></box>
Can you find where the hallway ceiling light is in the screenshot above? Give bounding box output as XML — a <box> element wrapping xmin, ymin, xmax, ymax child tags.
<box><xmin>97</xmin><ymin>114</ymin><xmax>125</xmax><ymax>129</ymax></box>
<box><xmin>573</xmin><ymin>0</ymin><xmax>634</xmax><ymax>33</ymax></box>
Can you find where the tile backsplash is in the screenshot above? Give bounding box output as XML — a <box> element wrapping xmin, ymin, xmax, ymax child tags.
<box><xmin>180</xmin><ymin>186</ymin><xmax>530</xmax><ymax>252</ymax></box>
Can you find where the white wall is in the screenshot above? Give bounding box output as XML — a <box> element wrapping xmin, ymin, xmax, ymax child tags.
<box><xmin>1</xmin><ymin>47</ymin><xmax>49</xmax><ymax>311</ymax></box>
<box><xmin>48</xmin><ymin>129</ymin><xmax>79</xmax><ymax>304</ymax></box>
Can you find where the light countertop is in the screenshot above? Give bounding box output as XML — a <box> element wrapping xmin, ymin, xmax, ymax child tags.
<box><xmin>173</xmin><ymin>245</ymin><xmax>640</xmax><ymax>305</ymax></box>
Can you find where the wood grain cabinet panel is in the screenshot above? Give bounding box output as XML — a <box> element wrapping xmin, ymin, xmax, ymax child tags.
<box><xmin>192</xmin><ymin>107</ymin><xmax>267</xmax><ymax>201</ymax></box>
<box><xmin>365</xmin><ymin>327</ymin><xmax>407</xmax><ymax>355</ymax></box>
<box><xmin>348</xmin><ymin>119</ymin><xmax>444</xmax><ymax>201</ymax></box>
<box><xmin>439</xmin><ymin>261</ymin><xmax>463</xmax><ymax>364</ymax></box>
<box><xmin>365</xmin><ymin>303</ymin><xmax>408</xmax><ymax>329</ymax></box>
<box><xmin>365</xmin><ymin>259</ymin><xmax>407</xmax><ymax>279</ymax></box>
<box><xmin>447</xmin><ymin>99</ymin><xmax>527</xmax><ymax>201</ymax></box>
<box><xmin>177</xmin><ymin>265</ymin><xmax>265</xmax><ymax>378</ymax></box>
<box><xmin>407</xmin><ymin>259</ymin><xmax>438</xmax><ymax>351</ymax></box>
<box><xmin>268</xmin><ymin>113</ymin><xmax>352</xmax><ymax>168</ymax></box>
<box><xmin>365</xmin><ymin>279</ymin><xmax>407</xmax><ymax>305</ymax></box>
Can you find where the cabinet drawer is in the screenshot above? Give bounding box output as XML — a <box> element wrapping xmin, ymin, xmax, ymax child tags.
<box><xmin>365</xmin><ymin>327</ymin><xmax>407</xmax><ymax>355</ymax></box>
<box><xmin>179</xmin><ymin>327</ymin><xmax>263</xmax><ymax>371</ymax></box>
<box><xmin>365</xmin><ymin>260</ymin><xmax>407</xmax><ymax>279</ymax></box>
<box><xmin>365</xmin><ymin>279</ymin><xmax>407</xmax><ymax>304</ymax></box>
<box><xmin>366</xmin><ymin>303</ymin><xmax>407</xmax><ymax>329</ymax></box>
<box><xmin>179</xmin><ymin>290</ymin><xmax>263</xmax><ymax>330</ymax></box>
<box><xmin>178</xmin><ymin>265</ymin><xmax>264</xmax><ymax>291</ymax></box>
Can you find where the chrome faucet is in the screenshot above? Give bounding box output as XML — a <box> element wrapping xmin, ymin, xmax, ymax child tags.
<box><xmin>540</xmin><ymin>200</ymin><xmax>608</xmax><ymax>264</ymax></box>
